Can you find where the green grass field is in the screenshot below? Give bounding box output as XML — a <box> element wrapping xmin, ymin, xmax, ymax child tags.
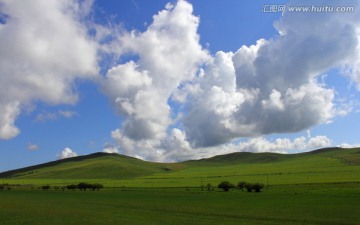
<box><xmin>1</xmin><ymin>184</ymin><xmax>360</xmax><ymax>225</ymax></box>
<box><xmin>2</xmin><ymin>147</ymin><xmax>359</xmax><ymax>188</ymax></box>
<box><xmin>1</xmin><ymin>148</ymin><xmax>360</xmax><ymax>224</ymax></box>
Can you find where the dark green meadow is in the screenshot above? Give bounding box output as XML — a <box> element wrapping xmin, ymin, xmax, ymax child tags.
<box><xmin>1</xmin><ymin>148</ymin><xmax>360</xmax><ymax>224</ymax></box>
<box><xmin>1</xmin><ymin>183</ymin><xmax>360</xmax><ymax>225</ymax></box>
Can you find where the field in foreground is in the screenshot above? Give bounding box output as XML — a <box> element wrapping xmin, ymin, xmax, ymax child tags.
<box><xmin>1</xmin><ymin>148</ymin><xmax>360</xmax><ymax>224</ymax></box>
<box><xmin>1</xmin><ymin>183</ymin><xmax>360</xmax><ymax>225</ymax></box>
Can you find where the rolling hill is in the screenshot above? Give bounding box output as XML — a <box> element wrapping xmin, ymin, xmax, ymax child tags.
<box><xmin>0</xmin><ymin>152</ymin><xmax>185</xmax><ymax>179</ymax></box>
<box><xmin>1</xmin><ymin>147</ymin><xmax>360</xmax><ymax>187</ymax></box>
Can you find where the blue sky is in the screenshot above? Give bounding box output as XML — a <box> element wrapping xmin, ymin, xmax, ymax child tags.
<box><xmin>1</xmin><ymin>0</ymin><xmax>360</xmax><ymax>172</ymax></box>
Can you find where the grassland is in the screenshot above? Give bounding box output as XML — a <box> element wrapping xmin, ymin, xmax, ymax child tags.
<box><xmin>1</xmin><ymin>184</ymin><xmax>360</xmax><ymax>225</ymax></box>
<box><xmin>1</xmin><ymin>147</ymin><xmax>359</xmax><ymax>188</ymax></box>
<box><xmin>1</xmin><ymin>147</ymin><xmax>360</xmax><ymax>224</ymax></box>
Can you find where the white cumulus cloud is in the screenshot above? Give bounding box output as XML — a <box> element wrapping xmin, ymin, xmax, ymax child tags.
<box><xmin>338</xmin><ymin>143</ymin><xmax>360</xmax><ymax>148</ymax></box>
<box><xmin>102</xmin><ymin>0</ymin><xmax>360</xmax><ymax>161</ymax></box>
<box><xmin>0</xmin><ymin>0</ymin><xmax>98</xmax><ymax>139</ymax></box>
<box><xmin>102</xmin><ymin>0</ymin><xmax>208</xmax><ymax>144</ymax></box>
<box><xmin>0</xmin><ymin>102</ymin><xmax>21</xmax><ymax>139</ymax></box>
<box><xmin>182</xmin><ymin>0</ymin><xmax>360</xmax><ymax>148</ymax></box>
<box><xmin>56</xmin><ymin>147</ymin><xmax>78</xmax><ymax>160</ymax></box>
<box><xmin>2</xmin><ymin>0</ymin><xmax>359</xmax><ymax>162</ymax></box>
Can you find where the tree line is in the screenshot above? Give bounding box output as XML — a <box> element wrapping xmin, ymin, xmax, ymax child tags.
<box><xmin>40</xmin><ymin>182</ymin><xmax>104</xmax><ymax>191</ymax></box>
<box><xmin>202</xmin><ymin>181</ymin><xmax>265</xmax><ymax>192</ymax></box>
<box><xmin>0</xmin><ymin>183</ymin><xmax>11</xmax><ymax>191</ymax></box>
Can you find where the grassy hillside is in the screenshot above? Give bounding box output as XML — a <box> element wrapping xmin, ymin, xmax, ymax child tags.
<box><xmin>2</xmin><ymin>148</ymin><xmax>360</xmax><ymax>225</ymax></box>
<box><xmin>151</xmin><ymin>147</ymin><xmax>360</xmax><ymax>187</ymax></box>
<box><xmin>1</xmin><ymin>147</ymin><xmax>360</xmax><ymax>187</ymax></box>
<box><xmin>0</xmin><ymin>152</ymin><xmax>185</xmax><ymax>180</ymax></box>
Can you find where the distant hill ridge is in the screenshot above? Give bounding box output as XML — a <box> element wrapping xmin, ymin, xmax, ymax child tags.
<box><xmin>1</xmin><ymin>147</ymin><xmax>359</xmax><ymax>179</ymax></box>
<box><xmin>0</xmin><ymin>152</ymin><xmax>118</xmax><ymax>178</ymax></box>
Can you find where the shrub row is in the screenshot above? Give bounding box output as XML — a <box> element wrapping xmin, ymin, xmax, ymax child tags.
<box><xmin>40</xmin><ymin>183</ymin><xmax>104</xmax><ymax>191</ymax></box>
<box><xmin>67</xmin><ymin>182</ymin><xmax>104</xmax><ymax>191</ymax></box>
<box><xmin>217</xmin><ymin>181</ymin><xmax>265</xmax><ymax>192</ymax></box>
<box><xmin>0</xmin><ymin>184</ymin><xmax>11</xmax><ymax>191</ymax></box>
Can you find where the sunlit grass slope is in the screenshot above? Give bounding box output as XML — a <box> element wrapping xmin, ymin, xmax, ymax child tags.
<box><xmin>1</xmin><ymin>147</ymin><xmax>360</xmax><ymax>187</ymax></box>
<box><xmin>0</xmin><ymin>152</ymin><xmax>185</xmax><ymax>179</ymax></box>
<box><xmin>165</xmin><ymin>147</ymin><xmax>360</xmax><ymax>186</ymax></box>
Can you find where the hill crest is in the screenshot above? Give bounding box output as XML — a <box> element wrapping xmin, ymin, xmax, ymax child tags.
<box><xmin>1</xmin><ymin>147</ymin><xmax>359</xmax><ymax>179</ymax></box>
<box><xmin>0</xmin><ymin>152</ymin><xmax>137</xmax><ymax>179</ymax></box>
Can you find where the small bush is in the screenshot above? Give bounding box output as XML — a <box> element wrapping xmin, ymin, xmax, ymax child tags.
<box><xmin>78</xmin><ymin>182</ymin><xmax>89</xmax><ymax>191</ymax></box>
<box><xmin>237</xmin><ymin>181</ymin><xmax>246</xmax><ymax>191</ymax></box>
<box><xmin>0</xmin><ymin>183</ymin><xmax>11</xmax><ymax>191</ymax></box>
<box><xmin>65</xmin><ymin>183</ymin><xmax>104</xmax><ymax>191</ymax></box>
<box><xmin>218</xmin><ymin>181</ymin><xmax>235</xmax><ymax>192</ymax></box>
<box><xmin>41</xmin><ymin>185</ymin><xmax>50</xmax><ymax>190</ymax></box>
<box><xmin>91</xmin><ymin>183</ymin><xmax>104</xmax><ymax>191</ymax></box>
<box><xmin>244</xmin><ymin>183</ymin><xmax>253</xmax><ymax>192</ymax></box>
<box><xmin>253</xmin><ymin>183</ymin><xmax>265</xmax><ymax>192</ymax></box>
<box><xmin>66</xmin><ymin>184</ymin><xmax>77</xmax><ymax>191</ymax></box>
<box><xmin>242</xmin><ymin>182</ymin><xmax>265</xmax><ymax>192</ymax></box>
<box><xmin>206</xmin><ymin>183</ymin><xmax>214</xmax><ymax>191</ymax></box>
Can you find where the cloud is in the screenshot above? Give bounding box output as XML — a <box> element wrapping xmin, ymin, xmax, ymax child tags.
<box><xmin>0</xmin><ymin>0</ymin><xmax>98</xmax><ymax>139</ymax></box>
<box><xmin>102</xmin><ymin>142</ymin><xmax>119</xmax><ymax>154</ymax></box>
<box><xmin>109</xmin><ymin>129</ymin><xmax>163</xmax><ymax>161</ymax></box>
<box><xmin>27</xmin><ymin>143</ymin><xmax>39</xmax><ymax>151</ymax></box>
<box><xmin>287</xmin><ymin>1</ymin><xmax>360</xmax><ymax>89</ymax></box>
<box><xmin>34</xmin><ymin>110</ymin><xmax>78</xmax><ymax>122</ymax></box>
<box><xmin>58</xmin><ymin>110</ymin><xmax>78</xmax><ymax>118</ymax></box>
<box><xmin>103</xmin><ymin>147</ymin><xmax>119</xmax><ymax>154</ymax></box>
<box><xmin>2</xmin><ymin>0</ymin><xmax>359</xmax><ymax>162</ymax></box>
<box><xmin>109</xmin><ymin>125</ymin><xmax>332</xmax><ymax>162</ymax></box>
<box><xmin>235</xmin><ymin>136</ymin><xmax>333</xmax><ymax>154</ymax></box>
<box><xmin>183</xmin><ymin>0</ymin><xmax>360</xmax><ymax>148</ymax></box>
<box><xmin>338</xmin><ymin>143</ymin><xmax>360</xmax><ymax>148</ymax></box>
<box><xmin>102</xmin><ymin>0</ymin><xmax>360</xmax><ymax>161</ymax></box>
<box><xmin>206</xmin><ymin>135</ymin><xmax>332</xmax><ymax>159</ymax></box>
<box><xmin>179</xmin><ymin>135</ymin><xmax>333</xmax><ymax>160</ymax></box>
<box><xmin>56</xmin><ymin>147</ymin><xmax>78</xmax><ymax>160</ymax></box>
<box><xmin>0</xmin><ymin>102</ymin><xmax>20</xmax><ymax>139</ymax></box>
<box><xmin>35</xmin><ymin>112</ymin><xmax>58</xmax><ymax>122</ymax></box>
<box><xmin>102</xmin><ymin>0</ymin><xmax>208</xmax><ymax>142</ymax></box>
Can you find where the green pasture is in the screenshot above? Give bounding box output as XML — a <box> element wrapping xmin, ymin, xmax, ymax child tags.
<box><xmin>2</xmin><ymin>148</ymin><xmax>360</xmax><ymax>188</ymax></box>
<box><xmin>1</xmin><ymin>184</ymin><xmax>360</xmax><ymax>225</ymax></box>
<box><xmin>1</xmin><ymin>148</ymin><xmax>360</xmax><ymax>224</ymax></box>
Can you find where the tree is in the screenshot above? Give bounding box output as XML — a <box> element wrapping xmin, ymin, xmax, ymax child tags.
<box><xmin>91</xmin><ymin>183</ymin><xmax>104</xmax><ymax>191</ymax></box>
<box><xmin>1</xmin><ymin>183</ymin><xmax>11</xmax><ymax>191</ymax></box>
<box><xmin>41</xmin><ymin>185</ymin><xmax>50</xmax><ymax>190</ymax></box>
<box><xmin>237</xmin><ymin>181</ymin><xmax>246</xmax><ymax>191</ymax></box>
<box><xmin>206</xmin><ymin>183</ymin><xmax>214</xmax><ymax>191</ymax></box>
<box><xmin>253</xmin><ymin>183</ymin><xmax>265</xmax><ymax>192</ymax></box>
<box><xmin>65</xmin><ymin>183</ymin><xmax>103</xmax><ymax>191</ymax></box>
<box><xmin>66</xmin><ymin>184</ymin><xmax>77</xmax><ymax>191</ymax></box>
<box><xmin>218</xmin><ymin>181</ymin><xmax>235</xmax><ymax>192</ymax></box>
<box><xmin>78</xmin><ymin>182</ymin><xmax>89</xmax><ymax>191</ymax></box>
<box><xmin>244</xmin><ymin>183</ymin><xmax>253</xmax><ymax>192</ymax></box>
